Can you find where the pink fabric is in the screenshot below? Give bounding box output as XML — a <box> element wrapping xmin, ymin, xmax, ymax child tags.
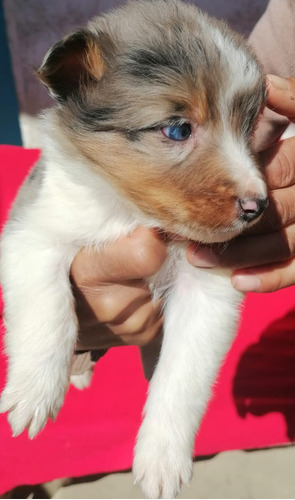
<box><xmin>1</xmin><ymin>146</ymin><xmax>295</xmax><ymax>493</ymax></box>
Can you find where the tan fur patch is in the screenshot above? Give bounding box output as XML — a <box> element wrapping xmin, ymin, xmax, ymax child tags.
<box><xmin>83</xmin><ymin>39</ymin><xmax>105</xmax><ymax>80</ymax></box>
<box><xmin>72</xmin><ymin>130</ymin><xmax>239</xmax><ymax>242</ymax></box>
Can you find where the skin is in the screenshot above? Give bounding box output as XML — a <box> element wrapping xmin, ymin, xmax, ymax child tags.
<box><xmin>71</xmin><ymin>75</ymin><xmax>295</xmax><ymax>350</ymax></box>
<box><xmin>71</xmin><ymin>227</ymin><xmax>167</xmax><ymax>350</ymax></box>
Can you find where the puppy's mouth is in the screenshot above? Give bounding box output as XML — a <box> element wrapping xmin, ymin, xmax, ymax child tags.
<box><xmin>166</xmin><ymin>226</ymin><xmax>244</xmax><ymax>245</ymax></box>
<box><xmin>163</xmin><ymin>195</ymin><xmax>268</xmax><ymax>245</ymax></box>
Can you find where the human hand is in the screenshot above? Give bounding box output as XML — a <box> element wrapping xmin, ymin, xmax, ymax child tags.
<box><xmin>71</xmin><ymin>227</ymin><xmax>167</xmax><ymax>351</ymax></box>
<box><xmin>187</xmin><ymin>75</ymin><xmax>295</xmax><ymax>293</ymax></box>
<box><xmin>266</xmin><ymin>75</ymin><xmax>295</xmax><ymax>121</ymax></box>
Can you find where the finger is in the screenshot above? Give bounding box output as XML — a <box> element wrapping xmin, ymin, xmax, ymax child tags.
<box><xmin>266</xmin><ymin>75</ymin><xmax>295</xmax><ymax>121</ymax></box>
<box><xmin>76</xmin><ymin>301</ymin><xmax>163</xmax><ymax>349</ymax></box>
<box><xmin>108</xmin><ymin>297</ymin><xmax>162</xmax><ymax>335</ymax></box>
<box><xmin>231</xmin><ymin>258</ymin><xmax>295</xmax><ymax>293</ymax></box>
<box><xmin>260</xmin><ymin>137</ymin><xmax>295</xmax><ymax>189</ymax></box>
<box><xmin>187</xmin><ymin>224</ymin><xmax>295</xmax><ymax>269</ymax></box>
<box><xmin>244</xmin><ymin>183</ymin><xmax>295</xmax><ymax>236</ymax></box>
<box><xmin>234</xmin><ymin>137</ymin><xmax>295</xmax><ymax>236</ymax></box>
<box><xmin>76</xmin><ymin>280</ymin><xmax>152</xmax><ymax>324</ymax></box>
<box><xmin>119</xmin><ymin>315</ymin><xmax>163</xmax><ymax>346</ymax></box>
<box><xmin>71</xmin><ymin>226</ymin><xmax>167</xmax><ymax>285</ymax></box>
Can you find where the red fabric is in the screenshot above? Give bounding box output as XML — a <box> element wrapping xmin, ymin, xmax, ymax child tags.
<box><xmin>1</xmin><ymin>145</ymin><xmax>295</xmax><ymax>493</ymax></box>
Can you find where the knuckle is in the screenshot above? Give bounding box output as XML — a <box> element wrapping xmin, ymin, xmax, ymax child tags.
<box><xmin>121</xmin><ymin>324</ymin><xmax>160</xmax><ymax>347</ymax></box>
<box><xmin>287</xmin><ymin>232</ymin><xmax>295</xmax><ymax>257</ymax></box>
<box><xmin>273</xmin><ymin>148</ymin><xmax>294</xmax><ymax>188</ymax></box>
<box><xmin>140</xmin><ymin>322</ymin><xmax>162</xmax><ymax>345</ymax></box>
<box><xmin>116</xmin><ymin>307</ymin><xmax>162</xmax><ymax>344</ymax></box>
<box><xmin>132</xmin><ymin>242</ymin><xmax>166</xmax><ymax>278</ymax></box>
<box><xmin>122</xmin><ymin>314</ymin><xmax>145</xmax><ymax>336</ymax></box>
<box><xmin>95</xmin><ymin>293</ymin><xmax>118</xmax><ymax>323</ymax></box>
<box><xmin>272</xmin><ymin>193</ymin><xmax>293</xmax><ymax>228</ymax></box>
<box><xmin>265</xmin><ymin>269</ymin><xmax>289</xmax><ymax>293</ymax></box>
<box><xmin>275</xmin><ymin>273</ymin><xmax>287</xmax><ymax>292</ymax></box>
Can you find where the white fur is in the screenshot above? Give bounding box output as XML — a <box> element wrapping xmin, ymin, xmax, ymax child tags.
<box><xmin>0</xmin><ymin>12</ymin><xmax>266</xmax><ymax>500</ymax></box>
<box><xmin>0</xmin><ymin>121</ymin><xmax>257</xmax><ymax>495</ymax></box>
<box><xmin>134</xmin><ymin>254</ymin><xmax>242</xmax><ymax>498</ymax></box>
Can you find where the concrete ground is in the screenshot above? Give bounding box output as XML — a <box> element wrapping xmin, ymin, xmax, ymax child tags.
<box><xmin>52</xmin><ymin>447</ymin><xmax>295</xmax><ymax>499</ymax></box>
<box><xmin>7</xmin><ymin>446</ymin><xmax>295</xmax><ymax>499</ymax></box>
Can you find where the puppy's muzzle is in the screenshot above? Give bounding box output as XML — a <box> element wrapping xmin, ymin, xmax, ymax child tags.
<box><xmin>238</xmin><ymin>196</ymin><xmax>268</xmax><ymax>223</ymax></box>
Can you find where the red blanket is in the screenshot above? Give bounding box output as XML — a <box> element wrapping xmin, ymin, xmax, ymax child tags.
<box><xmin>1</xmin><ymin>145</ymin><xmax>295</xmax><ymax>494</ymax></box>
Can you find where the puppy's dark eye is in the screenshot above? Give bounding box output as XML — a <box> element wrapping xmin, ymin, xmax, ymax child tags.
<box><xmin>162</xmin><ymin>123</ymin><xmax>192</xmax><ymax>141</ymax></box>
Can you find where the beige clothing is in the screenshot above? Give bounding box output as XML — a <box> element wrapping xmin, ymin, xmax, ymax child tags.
<box><xmin>249</xmin><ymin>0</ymin><xmax>295</xmax><ymax>151</ymax></box>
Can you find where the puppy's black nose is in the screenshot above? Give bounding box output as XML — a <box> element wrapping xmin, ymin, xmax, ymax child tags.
<box><xmin>239</xmin><ymin>197</ymin><xmax>268</xmax><ymax>223</ymax></box>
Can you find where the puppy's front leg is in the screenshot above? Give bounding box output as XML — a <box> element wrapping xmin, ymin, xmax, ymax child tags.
<box><xmin>133</xmin><ymin>265</ymin><xmax>242</xmax><ymax>499</ymax></box>
<box><xmin>0</xmin><ymin>232</ymin><xmax>77</xmax><ymax>438</ymax></box>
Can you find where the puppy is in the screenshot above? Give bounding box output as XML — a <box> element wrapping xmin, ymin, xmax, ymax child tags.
<box><xmin>0</xmin><ymin>1</ymin><xmax>267</xmax><ymax>498</ymax></box>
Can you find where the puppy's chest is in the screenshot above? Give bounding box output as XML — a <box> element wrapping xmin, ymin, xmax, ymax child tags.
<box><xmin>37</xmin><ymin>163</ymin><xmax>150</xmax><ymax>245</ymax></box>
<box><xmin>52</xmin><ymin>195</ymin><xmax>141</xmax><ymax>246</ymax></box>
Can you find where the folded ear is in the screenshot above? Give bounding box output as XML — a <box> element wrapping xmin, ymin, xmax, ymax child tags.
<box><xmin>36</xmin><ymin>29</ymin><xmax>107</xmax><ymax>101</ymax></box>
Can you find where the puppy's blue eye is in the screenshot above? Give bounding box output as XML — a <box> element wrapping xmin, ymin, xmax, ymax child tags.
<box><xmin>162</xmin><ymin>123</ymin><xmax>192</xmax><ymax>141</ymax></box>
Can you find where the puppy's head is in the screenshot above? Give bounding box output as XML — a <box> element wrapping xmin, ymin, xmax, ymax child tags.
<box><xmin>37</xmin><ymin>0</ymin><xmax>267</xmax><ymax>243</ymax></box>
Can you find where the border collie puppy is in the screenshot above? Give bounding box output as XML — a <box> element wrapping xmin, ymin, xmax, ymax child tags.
<box><xmin>0</xmin><ymin>1</ymin><xmax>267</xmax><ymax>497</ymax></box>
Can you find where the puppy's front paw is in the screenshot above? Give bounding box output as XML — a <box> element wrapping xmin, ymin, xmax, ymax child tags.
<box><xmin>0</xmin><ymin>372</ymin><xmax>68</xmax><ymax>438</ymax></box>
<box><xmin>133</xmin><ymin>427</ymin><xmax>193</xmax><ymax>498</ymax></box>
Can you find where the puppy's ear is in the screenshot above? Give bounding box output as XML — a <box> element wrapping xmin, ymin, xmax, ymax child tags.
<box><xmin>36</xmin><ymin>30</ymin><xmax>108</xmax><ymax>101</ymax></box>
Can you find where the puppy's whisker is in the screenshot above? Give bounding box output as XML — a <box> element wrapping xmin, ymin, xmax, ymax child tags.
<box><xmin>217</xmin><ymin>241</ymin><xmax>231</xmax><ymax>254</ymax></box>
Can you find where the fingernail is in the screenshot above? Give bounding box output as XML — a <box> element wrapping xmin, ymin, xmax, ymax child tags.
<box><xmin>232</xmin><ymin>273</ymin><xmax>261</xmax><ymax>292</ymax></box>
<box><xmin>267</xmin><ymin>74</ymin><xmax>290</xmax><ymax>91</ymax></box>
<box><xmin>188</xmin><ymin>247</ymin><xmax>218</xmax><ymax>268</ymax></box>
